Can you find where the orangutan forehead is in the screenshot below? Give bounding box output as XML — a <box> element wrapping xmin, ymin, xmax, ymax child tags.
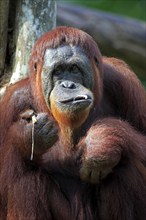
<box><xmin>43</xmin><ymin>45</ymin><xmax>90</xmax><ymax>67</ymax></box>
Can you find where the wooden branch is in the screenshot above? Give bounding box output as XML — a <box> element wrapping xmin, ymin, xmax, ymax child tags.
<box><xmin>57</xmin><ymin>3</ymin><xmax>146</xmax><ymax>81</ymax></box>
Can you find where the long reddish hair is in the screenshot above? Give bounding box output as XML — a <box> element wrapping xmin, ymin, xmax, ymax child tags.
<box><xmin>29</xmin><ymin>26</ymin><xmax>103</xmax><ymax>109</ymax></box>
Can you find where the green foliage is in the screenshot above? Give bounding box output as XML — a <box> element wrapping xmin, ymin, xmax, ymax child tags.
<box><xmin>62</xmin><ymin>0</ymin><xmax>146</xmax><ymax>21</ymax></box>
<box><xmin>143</xmin><ymin>81</ymin><xmax>146</xmax><ymax>88</ymax></box>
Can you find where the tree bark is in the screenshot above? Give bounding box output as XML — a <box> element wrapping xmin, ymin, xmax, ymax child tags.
<box><xmin>0</xmin><ymin>0</ymin><xmax>56</xmax><ymax>98</ymax></box>
<box><xmin>11</xmin><ymin>0</ymin><xmax>56</xmax><ymax>83</ymax></box>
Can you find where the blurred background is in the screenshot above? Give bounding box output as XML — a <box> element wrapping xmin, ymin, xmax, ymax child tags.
<box><xmin>59</xmin><ymin>0</ymin><xmax>146</xmax><ymax>20</ymax></box>
<box><xmin>57</xmin><ymin>0</ymin><xmax>146</xmax><ymax>86</ymax></box>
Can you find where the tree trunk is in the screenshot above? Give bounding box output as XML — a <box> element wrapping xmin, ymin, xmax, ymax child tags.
<box><xmin>0</xmin><ymin>0</ymin><xmax>56</xmax><ymax>98</ymax></box>
<box><xmin>0</xmin><ymin>0</ymin><xmax>9</xmax><ymax>77</ymax></box>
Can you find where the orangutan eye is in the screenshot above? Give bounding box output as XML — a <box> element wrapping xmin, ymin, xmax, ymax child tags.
<box><xmin>70</xmin><ymin>64</ymin><xmax>79</xmax><ymax>73</ymax></box>
<box><xmin>54</xmin><ymin>66</ymin><xmax>62</xmax><ymax>75</ymax></box>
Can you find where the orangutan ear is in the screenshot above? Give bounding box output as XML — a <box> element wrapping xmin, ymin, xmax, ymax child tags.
<box><xmin>94</xmin><ymin>57</ymin><xmax>99</xmax><ymax>67</ymax></box>
<box><xmin>34</xmin><ymin>63</ymin><xmax>37</xmax><ymax>72</ymax></box>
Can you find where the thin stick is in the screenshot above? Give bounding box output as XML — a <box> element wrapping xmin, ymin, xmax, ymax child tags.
<box><xmin>31</xmin><ymin>115</ymin><xmax>37</xmax><ymax>160</ymax></box>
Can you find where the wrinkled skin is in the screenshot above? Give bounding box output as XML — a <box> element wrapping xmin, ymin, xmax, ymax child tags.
<box><xmin>41</xmin><ymin>45</ymin><xmax>94</xmax><ymax>128</ymax></box>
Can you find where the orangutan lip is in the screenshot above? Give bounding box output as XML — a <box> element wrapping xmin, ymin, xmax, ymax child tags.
<box><xmin>60</xmin><ymin>95</ymin><xmax>92</xmax><ymax>104</ymax></box>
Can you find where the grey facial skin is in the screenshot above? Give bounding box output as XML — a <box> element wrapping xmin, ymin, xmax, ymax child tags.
<box><xmin>41</xmin><ymin>45</ymin><xmax>94</xmax><ymax>112</ymax></box>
